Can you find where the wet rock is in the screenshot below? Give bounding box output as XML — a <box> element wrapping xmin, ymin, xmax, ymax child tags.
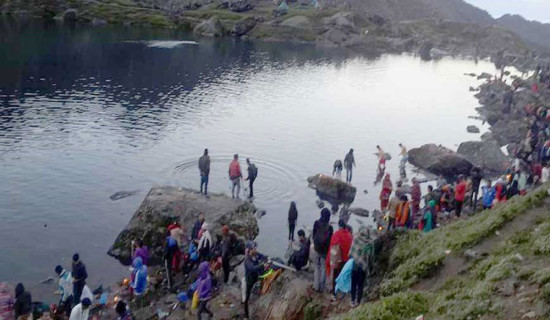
<box><xmin>307</xmin><ymin>174</ymin><xmax>356</xmax><ymax>205</ymax></box>
<box><xmin>109</xmin><ymin>190</ymin><xmax>139</xmax><ymax>201</ymax></box>
<box><xmin>252</xmin><ymin>272</ymin><xmax>313</xmax><ymax>320</ymax></box>
<box><xmin>280</xmin><ymin>15</ymin><xmax>311</xmax><ymax>28</ymax></box>
<box><xmin>419</xmin><ymin>42</ymin><xmax>433</xmax><ymax>61</ymax></box>
<box><xmin>499</xmin><ymin>279</ymin><xmax>517</xmax><ymax>297</ymax></box>
<box><xmin>477</xmin><ymin>72</ymin><xmax>493</xmax><ymax>80</ymax></box>
<box><xmin>408</xmin><ymin>144</ymin><xmax>474</xmax><ymax>180</ymax></box>
<box><xmin>225</xmin><ymin>0</ymin><xmax>253</xmax><ymax>12</ymax></box>
<box><xmin>464</xmin><ymin>73</ymin><xmax>477</xmax><ymax>77</ymax></box>
<box><xmin>466</xmin><ymin>125</ymin><xmax>480</xmax><ymax>133</ymax></box>
<box><xmin>233</xmin><ymin>16</ymin><xmax>256</xmax><ymax>36</ymax></box>
<box><xmin>344</xmin><ymin>207</ymin><xmax>369</xmax><ymax>217</ymax></box>
<box><xmin>457</xmin><ymin>140</ymin><xmax>510</xmax><ymax>177</ymax></box>
<box><xmin>324</xmin><ymin>12</ymin><xmax>355</xmax><ymax>30</ymax></box>
<box><xmin>193</xmin><ymin>16</ymin><xmax>224</xmax><ymax>37</ymax></box>
<box><xmin>108</xmin><ymin>187</ymin><xmax>258</xmax><ymax>265</ymax></box>
<box><xmin>63</xmin><ymin>9</ymin><xmax>77</xmax><ymax>23</ymax></box>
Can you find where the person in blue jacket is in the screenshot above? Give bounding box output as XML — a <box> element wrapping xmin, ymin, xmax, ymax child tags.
<box><xmin>481</xmin><ymin>180</ymin><xmax>496</xmax><ymax>210</ymax></box>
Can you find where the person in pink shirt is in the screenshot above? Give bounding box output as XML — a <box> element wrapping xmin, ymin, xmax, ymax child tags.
<box><xmin>454</xmin><ymin>175</ymin><xmax>468</xmax><ymax>218</ymax></box>
<box><xmin>229</xmin><ymin>154</ymin><xmax>242</xmax><ymax>199</ymax></box>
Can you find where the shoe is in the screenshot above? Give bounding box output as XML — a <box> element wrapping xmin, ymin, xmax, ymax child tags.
<box><xmin>350</xmin><ymin>301</ymin><xmax>358</xmax><ymax>308</ymax></box>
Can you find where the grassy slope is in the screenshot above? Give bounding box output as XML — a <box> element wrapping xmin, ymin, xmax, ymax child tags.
<box><xmin>338</xmin><ymin>184</ymin><xmax>550</xmax><ymax>320</ymax></box>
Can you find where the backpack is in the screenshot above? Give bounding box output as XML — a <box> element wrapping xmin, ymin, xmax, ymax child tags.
<box><xmin>249</xmin><ymin>164</ymin><xmax>258</xmax><ymax>179</ymax></box>
<box><xmin>313</xmin><ymin>223</ymin><xmax>330</xmax><ymax>254</ymax></box>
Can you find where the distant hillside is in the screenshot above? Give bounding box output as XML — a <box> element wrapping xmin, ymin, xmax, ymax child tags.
<box><xmin>497</xmin><ymin>14</ymin><xmax>550</xmax><ymax>49</ymax></box>
<box><xmin>323</xmin><ymin>0</ymin><xmax>494</xmax><ymax>25</ymax></box>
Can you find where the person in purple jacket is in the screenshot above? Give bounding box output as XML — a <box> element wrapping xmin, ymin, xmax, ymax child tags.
<box><xmin>194</xmin><ymin>261</ymin><xmax>213</xmax><ymax>320</ymax></box>
<box><xmin>132</xmin><ymin>239</ymin><xmax>149</xmax><ymax>266</ymax></box>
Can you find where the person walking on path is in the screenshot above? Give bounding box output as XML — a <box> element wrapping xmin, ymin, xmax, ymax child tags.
<box><xmin>71</xmin><ymin>254</ymin><xmax>87</xmax><ymax>305</ymax></box>
<box><xmin>55</xmin><ymin>265</ymin><xmax>74</xmax><ymax>317</ymax></box>
<box><xmin>288</xmin><ymin>202</ymin><xmax>298</xmax><ymax>241</ymax></box>
<box><xmin>312</xmin><ymin>208</ymin><xmax>333</xmax><ymax>292</ymax></box>
<box><xmin>454</xmin><ymin>175</ymin><xmax>468</xmax><ymax>218</ymax></box>
<box><xmin>470</xmin><ymin>166</ymin><xmax>483</xmax><ymax>209</ymax></box>
<box><xmin>199</xmin><ymin>149</ymin><xmax>210</xmax><ymax>196</ymax></box>
<box><xmin>326</xmin><ymin>219</ymin><xmax>353</xmax><ymax>300</ymax></box>
<box><xmin>245</xmin><ymin>158</ymin><xmax>258</xmax><ymax>199</ymax></box>
<box><xmin>195</xmin><ymin>261</ymin><xmax>214</xmax><ymax>320</ymax></box>
<box><xmin>344</xmin><ymin>149</ymin><xmax>355</xmax><ymax>183</ymax></box>
<box><xmin>14</xmin><ymin>283</ymin><xmax>31</xmax><ymax>320</ymax></box>
<box><xmin>229</xmin><ymin>154</ymin><xmax>242</xmax><ymax>199</ymax></box>
<box><xmin>349</xmin><ymin>228</ymin><xmax>374</xmax><ymax>308</ymax></box>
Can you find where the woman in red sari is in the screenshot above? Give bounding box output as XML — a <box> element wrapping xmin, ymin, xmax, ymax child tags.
<box><xmin>380</xmin><ymin>174</ymin><xmax>393</xmax><ymax>211</ymax></box>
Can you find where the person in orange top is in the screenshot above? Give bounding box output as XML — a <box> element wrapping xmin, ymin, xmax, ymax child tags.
<box><xmin>228</xmin><ymin>154</ymin><xmax>242</xmax><ymax>199</ymax></box>
<box><xmin>396</xmin><ymin>195</ymin><xmax>411</xmax><ymax>228</ymax></box>
<box><xmin>454</xmin><ymin>175</ymin><xmax>468</xmax><ymax>217</ymax></box>
<box><xmin>326</xmin><ymin>219</ymin><xmax>353</xmax><ymax>299</ymax></box>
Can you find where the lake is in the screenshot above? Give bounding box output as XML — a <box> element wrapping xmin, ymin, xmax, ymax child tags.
<box><xmin>0</xmin><ymin>20</ymin><xmax>496</xmax><ymax>300</ymax></box>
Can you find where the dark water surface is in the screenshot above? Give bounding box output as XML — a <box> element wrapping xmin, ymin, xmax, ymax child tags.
<box><xmin>0</xmin><ymin>20</ymin><xmax>495</xmax><ymax>299</ymax></box>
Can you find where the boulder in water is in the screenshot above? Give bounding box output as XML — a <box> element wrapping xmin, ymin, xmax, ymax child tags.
<box><xmin>233</xmin><ymin>16</ymin><xmax>256</xmax><ymax>36</ymax></box>
<box><xmin>108</xmin><ymin>186</ymin><xmax>258</xmax><ymax>265</ymax></box>
<box><xmin>63</xmin><ymin>9</ymin><xmax>77</xmax><ymax>23</ymax></box>
<box><xmin>466</xmin><ymin>125</ymin><xmax>480</xmax><ymax>133</ymax></box>
<box><xmin>343</xmin><ymin>207</ymin><xmax>369</xmax><ymax>217</ymax></box>
<box><xmin>477</xmin><ymin>72</ymin><xmax>493</xmax><ymax>80</ymax></box>
<box><xmin>457</xmin><ymin>140</ymin><xmax>510</xmax><ymax>177</ymax></box>
<box><xmin>193</xmin><ymin>16</ymin><xmax>224</xmax><ymax>37</ymax></box>
<box><xmin>109</xmin><ymin>190</ymin><xmax>139</xmax><ymax>201</ymax></box>
<box><xmin>408</xmin><ymin>144</ymin><xmax>473</xmax><ymax>179</ymax></box>
<box><xmin>307</xmin><ymin>174</ymin><xmax>356</xmax><ymax>205</ymax></box>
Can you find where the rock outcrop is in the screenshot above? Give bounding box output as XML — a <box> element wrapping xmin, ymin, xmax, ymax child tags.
<box><xmin>307</xmin><ymin>174</ymin><xmax>356</xmax><ymax>205</ymax></box>
<box><xmin>108</xmin><ymin>186</ymin><xmax>258</xmax><ymax>265</ymax></box>
<box><xmin>467</xmin><ymin>125</ymin><xmax>480</xmax><ymax>133</ymax></box>
<box><xmin>193</xmin><ymin>16</ymin><xmax>224</xmax><ymax>37</ymax></box>
<box><xmin>233</xmin><ymin>16</ymin><xmax>256</xmax><ymax>36</ymax></box>
<box><xmin>408</xmin><ymin>144</ymin><xmax>474</xmax><ymax>179</ymax></box>
<box><xmin>280</xmin><ymin>15</ymin><xmax>311</xmax><ymax>29</ymax></box>
<box><xmin>457</xmin><ymin>140</ymin><xmax>510</xmax><ymax>177</ymax></box>
<box><xmin>62</xmin><ymin>9</ymin><xmax>77</xmax><ymax>22</ymax></box>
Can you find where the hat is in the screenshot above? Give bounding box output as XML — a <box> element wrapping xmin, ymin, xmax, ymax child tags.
<box><xmin>72</xmin><ymin>254</ymin><xmax>79</xmax><ymax>262</ymax></box>
<box><xmin>222</xmin><ymin>225</ymin><xmax>230</xmax><ymax>235</ymax></box>
<box><xmin>82</xmin><ymin>298</ymin><xmax>91</xmax><ymax>307</ymax></box>
<box><xmin>54</xmin><ymin>265</ymin><xmax>63</xmax><ymax>275</ymax></box>
<box><xmin>246</xmin><ymin>241</ymin><xmax>257</xmax><ymax>250</ymax></box>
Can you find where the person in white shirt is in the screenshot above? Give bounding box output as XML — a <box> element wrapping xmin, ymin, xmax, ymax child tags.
<box><xmin>55</xmin><ymin>265</ymin><xmax>73</xmax><ymax>317</ymax></box>
<box><xmin>69</xmin><ymin>298</ymin><xmax>91</xmax><ymax>320</ymax></box>
<box><xmin>542</xmin><ymin>164</ymin><xmax>550</xmax><ymax>184</ymax></box>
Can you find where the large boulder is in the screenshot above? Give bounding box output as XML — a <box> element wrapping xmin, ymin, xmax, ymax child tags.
<box><xmin>408</xmin><ymin>144</ymin><xmax>474</xmax><ymax>179</ymax></box>
<box><xmin>108</xmin><ymin>186</ymin><xmax>258</xmax><ymax>265</ymax></box>
<box><xmin>307</xmin><ymin>174</ymin><xmax>356</xmax><ymax>205</ymax></box>
<box><xmin>233</xmin><ymin>16</ymin><xmax>256</xmax><ymax>36</ymax></box>
<box><xmin>193</xmin><ymin>16</ymin><xmax>224</xmax><ymax>37</ymax></box>
<box><xmin>252</xmin><ymin>272</ymin><xmax>313</xmax><ymax>320</ymax></box>
<box><xmin>490</xmin><ymin>119</ymin><xmax>529</xmax><ymax>146</ymax></box>
<box><xmin>225</xmin><ymin>0</ymin><xmax>253</xmax><ymax>12</ymax></box>
<box><xmin>457</xmin><ymin>140</ymin><xmax>510</xmax><ymax>177</ymax></box>
<box><xmin>62</xmin><ymin>9</ymin><xmax>77</xmax><ymax>23</ymax></box>
<box><xmin>323</xmin><ymin>12</ymin><xmax>355</xmax><ymax>30</ymax></box>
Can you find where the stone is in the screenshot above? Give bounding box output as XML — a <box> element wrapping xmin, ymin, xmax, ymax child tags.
<box><xmin>457</xmin><ymin>140</ymin><xmax>510</xmax><ymax>177</ymax></box>
<box><xmin>499</xmin><ymin>280</ymin><xmax>517</xmax><ymax>297</ymax></box>
<box><xmin>92</xmin><ymin>18</ymin><xmax>107</xmax><ymax>26</ymax></box>
<box><xmin>522</xmin><ymin>311</ymin><xmax>536</xmax><ymax>319</ymax></box>
<box><xmin>307</xmin><ymin>174</ymin><xmax>357</xmax><ymax>205</ymax></box>
<box><xmin>280</xmin><ymin>15</ymin><xmax>311</xmax><ymax>28</ymax></box>
<box><xmin>233</xmin><ymin>16</ymin><xmax>256</xmax><ymax>36</ymax></box>
<box><xmin>108</xmin><ymin>186</ymin><xmax>258</xmax><ymax>265</ymax></box>
<box><xmin>345</xmin><ymin>207</ymin><xmax>369</xmax><ymax>217</ymax></box>
<box><xmin>419</xmin><ymin>42</ymin><xmax>433</xmax><ymax>61</ymax></box>
<box><xmin>408</xmin><ymin>144</ymin><xmax>474</xmax><ymax>180</ymax></box>
<box><xmin>477</xmin><ymin>72</ymin><xmax>493</xmax><ymax>80</ymax></box>
<box><xmin>63</xmin><ymin>9</ymin><xmax>77</xmax><ymax>23</ymax></box>
<box><xmin>466</xmin><ymin>125</ymin><xmax>480</xmax><ymax>133</ymax></box>
<box><xmin>490</xmin><ymin>119</ymin><xmax>530</xmax><ymax>146</ymax></box>
<box><xmin>227</xmin><ymin>0</ymin><xmax>253</xmax><ymax>12</ymax></box>
<box><xmin>193</xmin><ymin>16</ymin><xmax>224</xmax><ymax>37</ymax></box>
<box><xmin>324</xmin><ymin>12</ymin><xmax>355</xmax><ymax>30</ymax></box>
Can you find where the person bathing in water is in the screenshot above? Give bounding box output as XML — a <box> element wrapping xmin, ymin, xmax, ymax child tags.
<box><xmin>198</xmin><ymin>149</ymin><xmax>210</xmax><ymax>196</ymax></box>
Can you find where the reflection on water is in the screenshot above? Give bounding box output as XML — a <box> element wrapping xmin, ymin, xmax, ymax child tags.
<box><xmin>0</xmin><ymin>21</ymin><xmax>496</xmax><ymax>299</ymax></box>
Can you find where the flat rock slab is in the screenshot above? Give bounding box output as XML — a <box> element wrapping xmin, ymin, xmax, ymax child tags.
<box><xmin>408</xmin><ymin>144</ymin><xmax>473</xmax><ymax>180</ymax></box>
<box><xmin>108</xmin><ymin>186</ymin><xmax>258</xmax><ymax>265</ymax></box>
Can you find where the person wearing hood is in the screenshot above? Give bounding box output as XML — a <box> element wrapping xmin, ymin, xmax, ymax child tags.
<box><xmin>198</xmin><ymin>223</ymin><xmax>212</xmax><ymax>261</ymax></box>
<box><xmin>312</xmin><ymin>208</ymin><xmax>333</xmax><ymax>293</ymax></box>
<box><xmin>71</xmin><ymin>254</ymin><xmax>87</xmax><ymax>305</ymax></box>
<box><xmin>422</xmin><ymin>201</ymin><xmax>435</xmax><ymax>233</ymax></box>
<box><xmin>131</xmin><ymin>257</ymin><xmax>148</xmax><ymax>306</ymax></box>
<box><xmin>69</xmin><ymin>298</ymin><xmax>91</xmax><ymax>320</ymax></box>
<box><xmin>288</xmin><ymin>202</ymin><xmax>298</xmax><ymax>241</ymax></box>
<box><xmin>0</xmin><ymin>282</ymin><xmax>14</xmax><ymax>320</ymax></box>
<box><xmin>326</xmin><ymin>219</ymin><xmax>353</xmax><ymax>299</ymax></box>
<box><xmin>481</xmin><ymin>180</ymin><xmax>496</xmax><ymax>210</ymax></box>
<box><xmin>55</xmin><ymin>265</ymin><xmax>74</xmax><ymax>316</ymax></box>
<box><xmin>14</xmin><ymin>283</ymin><xmax>31</xmax><ymax>320</ymax></box>
<box><xmin>379</xmin><ymin>174</ymin><xmax>392</xmax><ymax>211</ymax></box>
<box><xmin>195</xmin><ymin>261</ymin><xmax>214</xmax><ymax>320</ymax></box>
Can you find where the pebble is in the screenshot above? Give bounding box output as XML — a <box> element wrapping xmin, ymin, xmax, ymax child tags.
<box><xmin>522</xmin><ymin>311</ymin><xmax>536</xmax><ymax>319</ymax></box>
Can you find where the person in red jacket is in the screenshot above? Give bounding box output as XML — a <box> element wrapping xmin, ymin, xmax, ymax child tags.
<box><xmin>454</xmin><ymin>175</ymin><xmax>468</xmax><ymax>217</ymax></box>
<box><xmin>326</xmin><ymin>219</ymin><xmax>353</xmax><ymax>299</ymax></box>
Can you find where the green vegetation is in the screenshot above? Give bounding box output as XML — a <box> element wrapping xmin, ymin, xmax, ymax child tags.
<box><xmin>85</xmin><ymin>3</ymin><xmax>173</xmax><ymax>27</ymax></box>
<box><xmin>339</xmin><ymin>291</ymin><xmax>429</xmax><ymax>320</ymax></box>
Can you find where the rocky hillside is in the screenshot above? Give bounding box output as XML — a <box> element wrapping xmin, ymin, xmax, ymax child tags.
<box><xmin>497</xmin><ymin>14</ymin><xmax>550</xmax><ymax>50</ymax></box>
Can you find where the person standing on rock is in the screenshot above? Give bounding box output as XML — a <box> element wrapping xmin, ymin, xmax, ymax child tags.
<box><xmin>199</xmin><ymin>149</ymin><xmax>210</xmax><ymax>196</ymax></box>
<box><xmin>379</xmin><ymin>174</ymin><xmax>393</xmax><ymax>211</ymax></box>
<box><xmin>132</xmin><ymin>239</ymin><xmax>149</xmax><ymax>267</ymax></box>
<box><xmin>333</xmin><ymin>160</ymin><xmax>343</xmax><ymax>180</ymax></box>
<box><xmin>55</xmin><ymin>265</ymin><xmax>73</xmax><ymax>317</ymax></box>
<box><xmin>229</xmin><ymin>154</ymin><xmax>242</xmax><ymax>199</ymax></box>
<box><xmin>243</xmin><ymin>241</ymin><xmax>267</xmax><ymax>320</ymax></box>
<box><xmin>288</xmin><ymin>202</ymin><xmax>298</xmax><ymax>241</ymax></box>
<box><xmin>411</xmin><ymin>178</ymin><xmax>422</xmax><ymax>217</ymax></box>
<box><xmin>344</xmin><ymin>149</ymin><xmax>355</xmax><ymax>183</ymax></box>
<box><xmin>470</xmin><ymin>166</ymin><xmax>483</xmax><ymax>209</ymax></box>
<box><xmin>326</xmin><ymin>219</ymin><xmax>353</xmax><ymax>300</ymax></box>
<box><xmin>312</xmin><ymin>208</ymin><xmax>333</xmax><ymax>293</ymax></box>
<box><xmin>399</xmin><ymin>143</ymin><xmax>408</xmax><ymax>166</ymax></box>
<box><xmin>221</xmin><ymin>225</ymin><xmax>235</xmax><ymax>284</ymax></box>
<box><xmin>245</xmin><ymin>158</ymin><xmax>258</xmax><ymax>199</ymax></box>
<box><xmin>349</xmin><ymin>227</ymin><xmax>374</xmax><ymax>308</ymax></box>
<box><xmin>454</xmin><ymin>175</ymin><xmax>468</xmax><ymax>218</ymax></box>
<box><xmin>71</xmin><ymin>254</ymin><xmax>87</xmax><ymax>305</ymax></box>
<box><xmin>192</xmin><ymin>213</ymin><xmax>205</xmax><ymax>242</ymax></box>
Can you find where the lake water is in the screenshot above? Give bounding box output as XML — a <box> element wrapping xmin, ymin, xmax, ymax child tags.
<box><xmin>0</xmin><ymin>20</ymin><xmax>496</xmax><ymax>299</ymax></box>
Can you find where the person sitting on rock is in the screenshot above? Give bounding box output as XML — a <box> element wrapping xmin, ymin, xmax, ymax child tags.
<box><xmin>288</xmin><ymin>230</ymin><xmax>310</xmax><ymax>271</ymax></box>
<box><xmin>69</xmin><ymin>298</ymin><xmax>91</xmax><ymax>320</ymax></box>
